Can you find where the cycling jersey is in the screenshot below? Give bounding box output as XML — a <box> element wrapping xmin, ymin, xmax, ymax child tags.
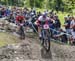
<box><xmin>16</xmin><ymin>15</ymin><xmax>24</xmax><ymax>23</ymax></box>
<box><xmin>37</xmin><ymin>16</ymin><xmax>49</xmax><ymax>26</ymax></box>
<box><xmin>16</xmin><ymin>15</ymin><xmax>24</xmax><ymax>21</ymax></box>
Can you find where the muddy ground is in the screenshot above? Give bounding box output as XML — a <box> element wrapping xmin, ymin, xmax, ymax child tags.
<box><xmin>0</xmin><ymin>33</ymin><xmax>75</xmax><ymax>61</ymax></box>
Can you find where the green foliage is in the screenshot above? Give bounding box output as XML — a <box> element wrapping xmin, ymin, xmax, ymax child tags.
<box><xmin>0</xmin><ymin>0</ymin><xmax>75</xmax><ymax>12</ymax></box>
<box><xmin>29</xmin><ymin>0</ymin><xmax>43</xmax><ymax>8</ymax></box>
<box><xmin>0</xmin><ymin>0</ymin><xmax>24</xmax><ymax>6</ymax></box>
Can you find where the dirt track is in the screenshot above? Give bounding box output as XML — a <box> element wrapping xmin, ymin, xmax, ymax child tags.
<box><xmin>0</xmin><ymin>33</ymin><xmax>75</xmax><ymax>61</ymax></box>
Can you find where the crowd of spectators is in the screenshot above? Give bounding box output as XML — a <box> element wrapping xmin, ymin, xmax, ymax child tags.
<box><xmin>0</xmin><ymin>5</ymin><xmax>75</xmax><ymax>45</ymax></box>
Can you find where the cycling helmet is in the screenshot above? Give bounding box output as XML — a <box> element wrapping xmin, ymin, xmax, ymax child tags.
<box><xmin>42</xmin><ymin>13</ymin><xmax>46</xmax><ymax>18</ymax></box>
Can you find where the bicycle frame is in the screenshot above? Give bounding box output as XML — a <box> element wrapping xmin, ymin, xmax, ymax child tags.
<box><xmin>41</xmin><ymin>24</ymin><xmax>51</xmax><ymax>52</ymax></box>
<box><xmin>19</xmin><ymin>24</ymin><xmax>25</xmax><ymax>40</ymax></box>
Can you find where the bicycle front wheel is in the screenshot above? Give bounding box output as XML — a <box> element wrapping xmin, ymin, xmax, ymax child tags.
<box><xmin>43</xmin><ymin>30</ymin><xmax>51</xmax><ymax>52</ymax></box>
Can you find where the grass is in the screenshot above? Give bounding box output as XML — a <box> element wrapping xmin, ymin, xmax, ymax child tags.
<box><xmin>0</xmin><ymin>32</ymin><xmax>20</xmax><ymax>47</ymax></box>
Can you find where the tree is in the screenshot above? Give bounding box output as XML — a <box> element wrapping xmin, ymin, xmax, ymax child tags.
<box><xmin>29</xmin><ymin>0</ymin><xmax>43</xmax><ymax>8</ymax></box>
<box><xmin>55</xmin><ymin>0</ymin><xmax>63</xmax><ymax>10</ymax></box>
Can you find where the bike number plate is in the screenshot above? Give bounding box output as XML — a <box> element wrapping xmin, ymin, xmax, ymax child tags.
<box><xmin>43</xmin><ymin>24</ymin><xmax>49</xmax><ymax>29</ymax></box>
<box><xmin>20</xmin><ymin>24</ymin><xmax>23</xmax><ymax>26</ymax></box>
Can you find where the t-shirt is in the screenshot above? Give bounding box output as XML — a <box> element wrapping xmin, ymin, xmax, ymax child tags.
<box><xmin>48</xmin><ymin>20</ymin><xmax>54</xmax><ymax>29</ymax></box>
<box><xmin>64</xmin><ymin>20</ymin><xmax>71</xmax><ymax>29</ymax></box>
<box><xmin>54</xmin><ymin>19</ymin><xmax>61</xmax><ymax>28</ymax></box>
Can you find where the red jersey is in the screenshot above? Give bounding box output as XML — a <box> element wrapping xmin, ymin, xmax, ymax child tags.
<box><xmin>16</xmin><ymin>15</ymin><xmax>24</xmax><ymax>22</ymax></box>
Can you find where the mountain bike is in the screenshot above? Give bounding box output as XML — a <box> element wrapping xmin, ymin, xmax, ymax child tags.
<box><xmin>40</xmin><ymin>24</ymin><xmax>51</xmax><ymax>52</ymax></box>
<box><xmin>18</xmin><ymin>23</ymin><xmax>25</xmax><ymax>40</ymax></box>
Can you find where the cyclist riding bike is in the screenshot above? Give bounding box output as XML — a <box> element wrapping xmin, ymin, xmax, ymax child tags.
<box><xmin>16</xmin><ymin>11</ymin><xmax>25</xmax><ymax>25</ymax></box>
<box><xmin>16</xmin><ymin>11</ymin><xmax>25</xmax><ymax>31</ymax></box>
<box><xmin>16</xmin><ymin>11</ymin><xmax>26</xmax><ymax>39</ymax></box>
<box><xmin>35</xmin><ymin>13</ymin><xmax>50</xmax><ymax>39</ymax></box>
<box><xmin>35</xmin><ymin>13</ymin><xmax>51</xmax><ymax>52</ymax></box>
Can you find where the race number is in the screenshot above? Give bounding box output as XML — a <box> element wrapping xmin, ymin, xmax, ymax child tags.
<box><xmin>43</xmin><ymin>24</ymin><xmax>49</xmax><ymax>29</ymax></box>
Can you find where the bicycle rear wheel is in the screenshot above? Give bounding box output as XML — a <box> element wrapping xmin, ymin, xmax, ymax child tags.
<box><xmin>20</xmin><ymin>32</ymin><xmax>25</xmax><ymax>40</ymax></box>
<box><xmin>19</xmin><ymin>26</ymin><xmax>25</xmax><ymax>40</ymax></box>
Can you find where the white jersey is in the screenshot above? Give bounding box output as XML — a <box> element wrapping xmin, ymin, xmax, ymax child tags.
<box><xmin>38</xmin><ymin>16</ymin><xmax>49</xmax><ymax>22</ymax></box>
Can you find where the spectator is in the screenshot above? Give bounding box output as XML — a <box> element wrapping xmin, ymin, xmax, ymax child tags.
<box><xmin>5</xmin><ymin>7</ymin><xmax>11</xmax><ymax>16</ymax></box>
<box><xmin>54</xmin><ymin>16</ymin><xmax>61</xmax><ymax>30</ymax></box>
<box><xmin>64</xmin><ymin>17</ymin><xmax>71</xmax><ymax>34</ymax></box>
<box><xmin>1</xmin><ymin>7</ymin><xmax>6</xmax><ymax>17</ymax></box>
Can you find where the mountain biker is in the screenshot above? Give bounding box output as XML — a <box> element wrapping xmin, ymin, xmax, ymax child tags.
<box><xmin>35</xmin><ymin>13</ymin><xmax>50</xmax><ymax>39</ymax></box>
<box><xmin>16</xmin><ymin>11</ymin><xmax>25</xmax><ymax>31</ymax></box>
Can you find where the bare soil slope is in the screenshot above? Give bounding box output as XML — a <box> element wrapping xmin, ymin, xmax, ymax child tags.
<box><xmin>0</xmin><ymin>33</ymin><xmax>75</xmax><ymax>61</ymax></box>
